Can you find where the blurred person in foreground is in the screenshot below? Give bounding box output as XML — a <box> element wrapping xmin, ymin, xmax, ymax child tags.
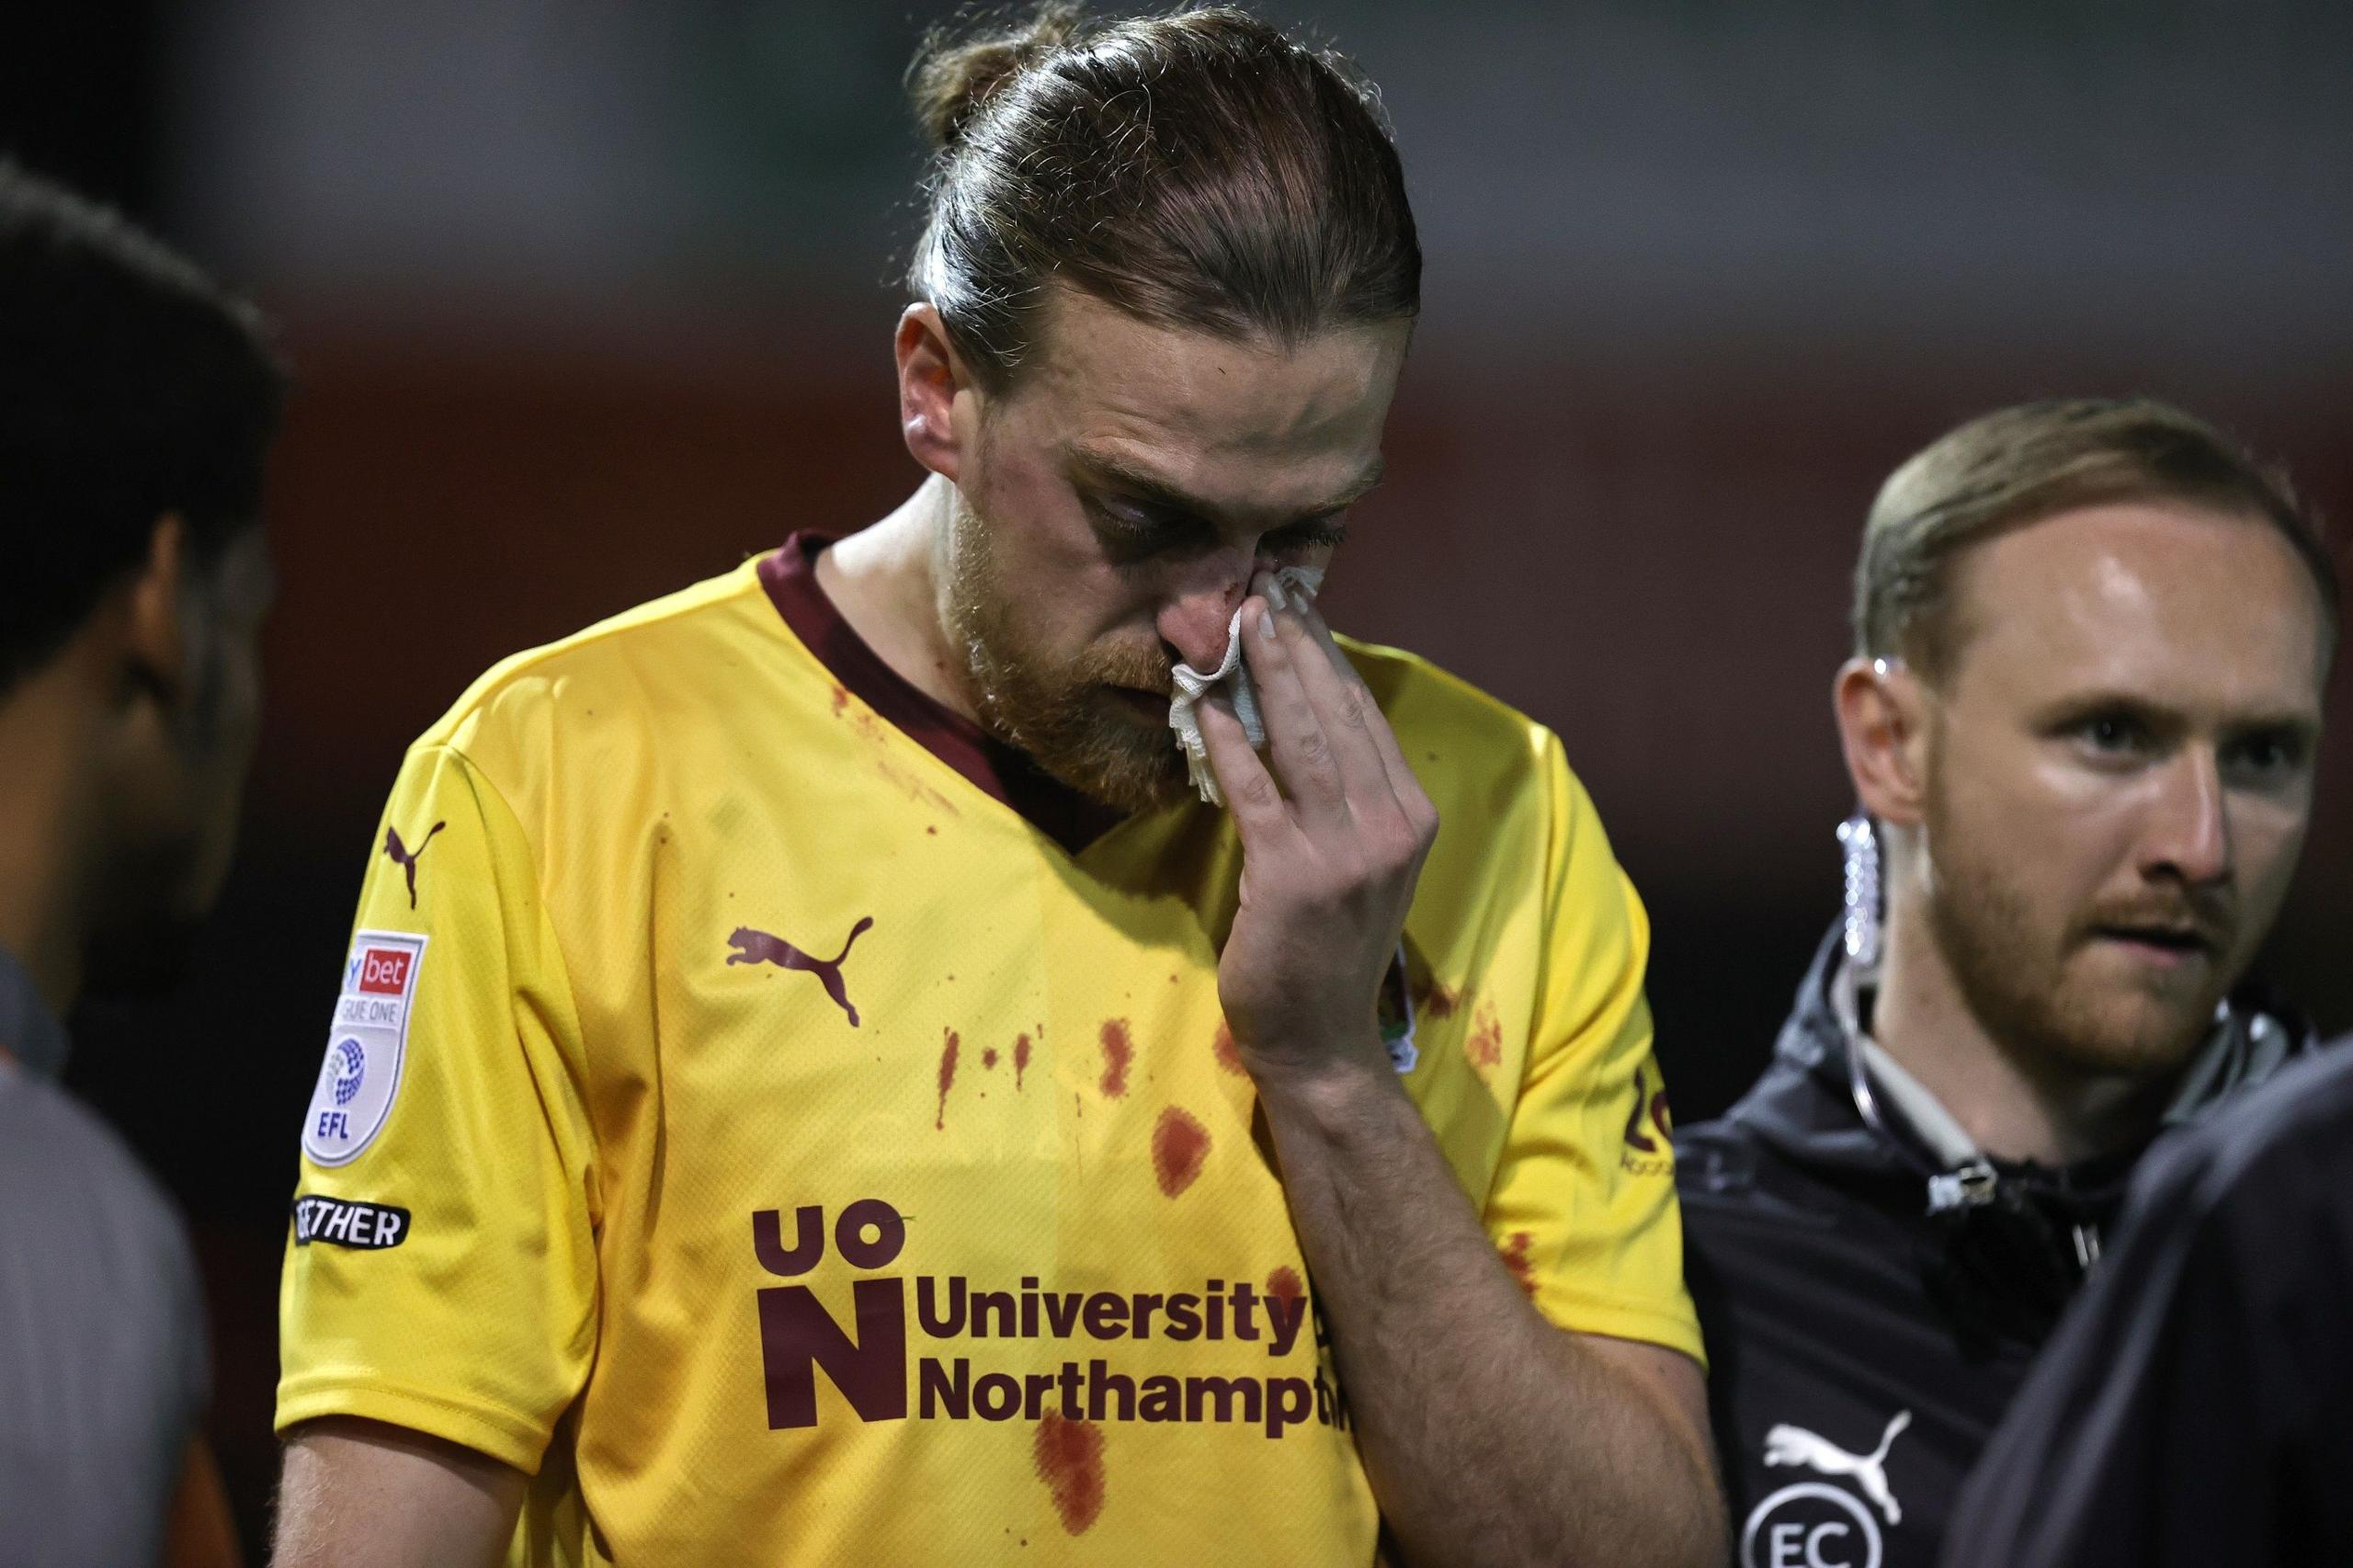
<box><xmin>1944</xmin><ymin>1028</ymin><xmax>2353</xmax><ymax>1566</ymax></box>
<box><xmin>0</xmin><ymin>163</ymin><xmax>283</xmax><ymax>1568</ymax></box>
<box><xmin>268</xmin><ymin>6</ymin><xmax>1722</xmax><ymax>1566</ymax></box>
<box><xmin>1675</xmin><ymin>399</ymin><xmax>2335</xmax><ymax>1568</ymax></box>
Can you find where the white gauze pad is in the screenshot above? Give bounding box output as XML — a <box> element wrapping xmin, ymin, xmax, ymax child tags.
<box><xmin>1167</xmin><ymin>565</ymin><xmax>1325</xmax><ymax>806</ymax></box>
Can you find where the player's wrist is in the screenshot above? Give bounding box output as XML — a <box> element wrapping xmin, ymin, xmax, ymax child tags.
<box><xmin>1242</xmin><ymin>1032</ymin><xmax>1398</xmax><ymax>1119</ymax></box>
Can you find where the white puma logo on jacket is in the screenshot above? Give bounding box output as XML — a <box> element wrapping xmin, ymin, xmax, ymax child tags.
<box><xmin>1762</xmin><ymin>1409</ymin><xmax>1912</xmax><ymax>1524</ymax></box>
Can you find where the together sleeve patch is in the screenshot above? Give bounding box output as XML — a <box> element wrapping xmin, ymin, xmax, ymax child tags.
<box><xmin>292</xmin><ymin>1195</ymin><xmax>412</xmax><ymax>1250</ymax></box>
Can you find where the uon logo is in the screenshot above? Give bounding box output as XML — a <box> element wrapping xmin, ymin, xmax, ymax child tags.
<box><xmin>752</xmin><ymin>1199</ymin><xmax>909</xmax><ymax>1428</ymax></box>
<box><xmin>1741</xmin><ymin>1410</ymin><xmax>1910</xmax><ymax>1568</ymax></box>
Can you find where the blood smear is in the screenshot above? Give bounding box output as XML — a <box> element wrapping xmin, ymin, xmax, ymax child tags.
<box><xmin>1033</xmin><ymin>1413</ymin><xmax>1106</xmax><ymax>1534</ymax></box>
<box><xmin>1500</xmin><ymin>1231</ymin><xmax>1538</xmax><ymax>1298</ymax></box>
<box><xmin>1152</xmin><ymin>1107</ymin><xmax>1211</xmax><ymax>1197</ymax></box>
<box><xmin>1211</xmin><ymin>1021</ymin><xmax>1246</xmax><ymax>1077</ymax></box>
<box><xmin>1098</xmin><ymin>1019</ymin><xmax>1134</xmax><ymax>1097</ymax></box>
<box><xmin>1466</xmin><ymin>1004</ymin><xmax>1504</xmax><ymax>1074</ymax></box>
<box><xmin>935</xmin><ymin>1029</ymin><xmax>961</xmax><ymax>1130</ymax></box>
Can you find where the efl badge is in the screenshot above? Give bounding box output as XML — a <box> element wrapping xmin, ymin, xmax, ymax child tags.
<box><xmin>302</xmin><ymin>930</ymin><xmax>426</xmax><ymax>1166</ymax></box>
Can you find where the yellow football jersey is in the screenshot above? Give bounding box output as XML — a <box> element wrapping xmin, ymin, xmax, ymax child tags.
<box><xmin>278</xmin><ymin>534</ymin><xmax>1699</xmax><ymax>1566</ymax></box>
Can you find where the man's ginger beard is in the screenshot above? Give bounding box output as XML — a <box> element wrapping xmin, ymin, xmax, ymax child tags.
<box><xmin>1915</xmin><ymin>743</ymin><xmax>2237</xmax><ymax>1090</ymax></box>
<box><xmin>938</xmin><ymin>488</ymin><xmax>1190</xmax><ymax>812</ymax></box>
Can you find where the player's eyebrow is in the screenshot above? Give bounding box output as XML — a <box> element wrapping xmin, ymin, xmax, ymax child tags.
<box><xmin>1067</xmin><ymin>448</ymin><xmax>1384</xmax><ymax>523</ymax></box>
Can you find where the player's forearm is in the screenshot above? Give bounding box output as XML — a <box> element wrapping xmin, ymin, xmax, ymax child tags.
<box><xmin>1256</xmin><ymin>1054</ymin><xmax>1724</xmax><ymax>1568</ymax></box>
<box><xmin>272</xmin><ymin>1419</ymin><xmax>524</xmax><ymax>1568</ymax></box>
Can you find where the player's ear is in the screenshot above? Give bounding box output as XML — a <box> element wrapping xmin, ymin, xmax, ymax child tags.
<box><xmin>120</xmin><ymin>512</ymin><xmax>198</xmax><ymax>706</ymax></box>
<box><xmin>895</xmin><ymin>303</ymin><xmax>979</xmax><ymax>483</ymax></box>
<box><xmin>1834</xmin><ymin>655</ymin><xmax>1927</xmax><ymax>828</ymax></box>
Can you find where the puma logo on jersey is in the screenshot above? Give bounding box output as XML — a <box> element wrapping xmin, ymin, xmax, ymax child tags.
<box><xmin>729</xmin><ymin>917</ymin><xmax>875</xmax><ymax>1027</ymax></box>
<box><xmin>381</xmin><ymin>822</ymin><xmax>446</xmax><ymax>909</ymax></box>
<box><xmin>1762</xmin><ymin>1409</ymin><xmax>1910</xmax><ymax>1524</ymax></box>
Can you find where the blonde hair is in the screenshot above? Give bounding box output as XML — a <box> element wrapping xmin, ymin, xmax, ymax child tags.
<box><xmin>1855</xmin><ymin>397</ymin><xmax>2336</xmax><ymax>677</ymax></box>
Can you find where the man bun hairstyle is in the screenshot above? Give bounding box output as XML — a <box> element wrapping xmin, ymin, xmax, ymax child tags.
<box><xmin>909</xmin><ymin>4</ymin><xmax>1085</xmax><ymax>153</ymax></box>
<box><xmin>906</xmin><ymin>2</ymin><xmax>1420</xmax><ymax>388</ymax></box>
<box><xmin>1855</xmin><ymin>396</ymin><xmax>2338</xmax><ymax>680</ymax></box>
<box><xmin>0</xmin><ymin>162</ymin><xmax>286</xmax><ymax>693</ymax></box>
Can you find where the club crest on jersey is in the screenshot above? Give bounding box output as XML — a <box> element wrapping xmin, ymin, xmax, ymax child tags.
<box><xmin>1741</xmin><ymin>1410</ymin><xmax>1910</xmax><ymax>1568</ymax></box>
<box><xmin>303</xmin><ymin>930</ymin><xmax>426</xmax><ymax>1166</ymax></box>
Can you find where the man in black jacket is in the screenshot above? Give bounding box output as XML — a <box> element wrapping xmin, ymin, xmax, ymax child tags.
<box><xmin>1677</xmin><ymin>398</ymin><xmax>2336</xmax><ymax>1568</ymax></box>
<box><xmin>1945</xmin><ymin>1034</ymin><xmax>2353</xmax><ymax>1566</ymax></box>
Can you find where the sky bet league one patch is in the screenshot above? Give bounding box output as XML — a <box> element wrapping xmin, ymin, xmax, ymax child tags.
<box><xmin>302</xmin><ymin>930</ymin><xmax>426</xmax><ymax>1166</ymax></box>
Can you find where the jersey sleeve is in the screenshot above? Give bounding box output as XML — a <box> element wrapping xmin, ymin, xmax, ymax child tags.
<box><xmin>276</xmin><ymin>741</ymin><xmax>599</xmax><ymax>1474</ymax></box>
<box><xmin>1480</xmin><ymin>733</ymin><xmax>1703</xmax><ymax>1364</ymax></box>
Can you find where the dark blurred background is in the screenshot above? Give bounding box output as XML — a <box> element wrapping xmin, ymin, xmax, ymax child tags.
<box><xmin>9</xmin><ymin>0</ymin><xmax>2349</xmax><ymax>1547</ymax></box>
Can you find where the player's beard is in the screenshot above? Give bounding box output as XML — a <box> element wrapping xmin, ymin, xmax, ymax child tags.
<box><xmin>938</xmin><ymin>493</ymin><xmax>1189</xmax><ymax>814</ymax></box>
<box><xmin>1920</xmin><ymin>763</ymin><xmax>2238</xmax><ymax>1088</ymax></box>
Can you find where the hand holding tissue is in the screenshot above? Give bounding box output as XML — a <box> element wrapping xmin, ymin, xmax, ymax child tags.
<box><xmin>1166</xmin><ymin>564</ymin><xmax>1324</xmax><ymax>806</ymax></box>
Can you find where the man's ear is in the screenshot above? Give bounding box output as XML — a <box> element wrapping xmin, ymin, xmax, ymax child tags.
<box><xmin>895</xmin><ymin>303</ymin><xmax>980</xmax><ymax>483</ymax></box>
<box><xmin>1833</xmin><ymin>656</ymin><xmax>1930</xmax><ymax>828</ymax></box>
<box><xmin>122</xmin><ymin>513</ymin><xmax>194</xmax><ymax>704</ymax></box>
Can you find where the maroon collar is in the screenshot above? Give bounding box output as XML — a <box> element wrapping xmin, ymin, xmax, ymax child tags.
<box><xmin>758</xmin><ymin>532</ymin><xmax>1127</xmax><ymax>856</ymax></box>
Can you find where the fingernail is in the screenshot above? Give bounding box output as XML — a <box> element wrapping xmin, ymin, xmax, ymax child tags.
<box><xmin>1257</xmin><ymin>607</ymin><xmax>1277</xmax><ymax>641</ymax></box>
<box><xmin>1265</xmin><ymin>578</ymin><xmax>1289</xmax><ymax>610</ymax></box>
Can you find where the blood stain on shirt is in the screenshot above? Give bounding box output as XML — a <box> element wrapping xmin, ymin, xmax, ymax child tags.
<box><xmin>1211</xmin><ymin>1021</ymin><xmax>1246</xmax><ymax>1077</ymax></box>
<box><xmin>1033</xmin><ymin>1412</ymin><xmax>1107</xmax><ymax>1535</ymax></box>
<box><xmin>1014</xmin><ymin>1032</ymin><xmax>1032</xmax><ymax>1090</ymax></box>
<box><xmin>1098</xmin><ymin>1019</ymin><xmax>1134</xmax><ymax>1097</ymax></box>
<box><xmin>1267</xmin><ymin>1266</ymin><xmax>1305</xmax><ymax>1311</ymax></box>
<box><xmin>935</xmin><ymin>1029</ymin><xmax>961</xmax><ymax>1131</ymax></box>
<box><xmin>1499</xmin><ymin>1231</ymin><xmax>1538</xmax><ymax>1299</ymax></box>
<box><xmin>830</xmin><ymin>684</ymin><xmax>848</xmax><ymax>715</ymax></box>
<box><xmin>983</xmin><ymin>1047</ymin><xmax>999</xmax><ymax>1070</ymax></box>
<box><xmin>877</xmin><ymin>756</ymin><xmax>962</xmax><ymax>819</ymax></box>
<box><xmin>1151</xmin><ymin>1108</ymin><xmax>1211</xmax><ymax>1197</ymax></box>
<box><xmin>1419</xmin><ymin>982</ymin><xmax>1462</xmax><ymax>1019</ymax></box>
<box><xmin>1466</xmin><ymin>1003</ymin><xmax>1504</xmax><ymax>1075</ymax></box>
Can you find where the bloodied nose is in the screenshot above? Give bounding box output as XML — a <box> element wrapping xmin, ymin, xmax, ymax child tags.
<box><xmin>1156</xmin><ymin>556</ymin><xmax>1256</xmax><ymax>674</ymax></box>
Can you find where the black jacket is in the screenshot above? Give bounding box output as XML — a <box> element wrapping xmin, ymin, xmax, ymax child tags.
<box><xmin>1675</xmin><ymin>927</ymin><xmax>2308</xmax><ymax>1568</ymax></box>
<box><xmin>1945</xmin><ymin>1035</ymin><xmax>2353</xmax><ymax>1568</ymax></box>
